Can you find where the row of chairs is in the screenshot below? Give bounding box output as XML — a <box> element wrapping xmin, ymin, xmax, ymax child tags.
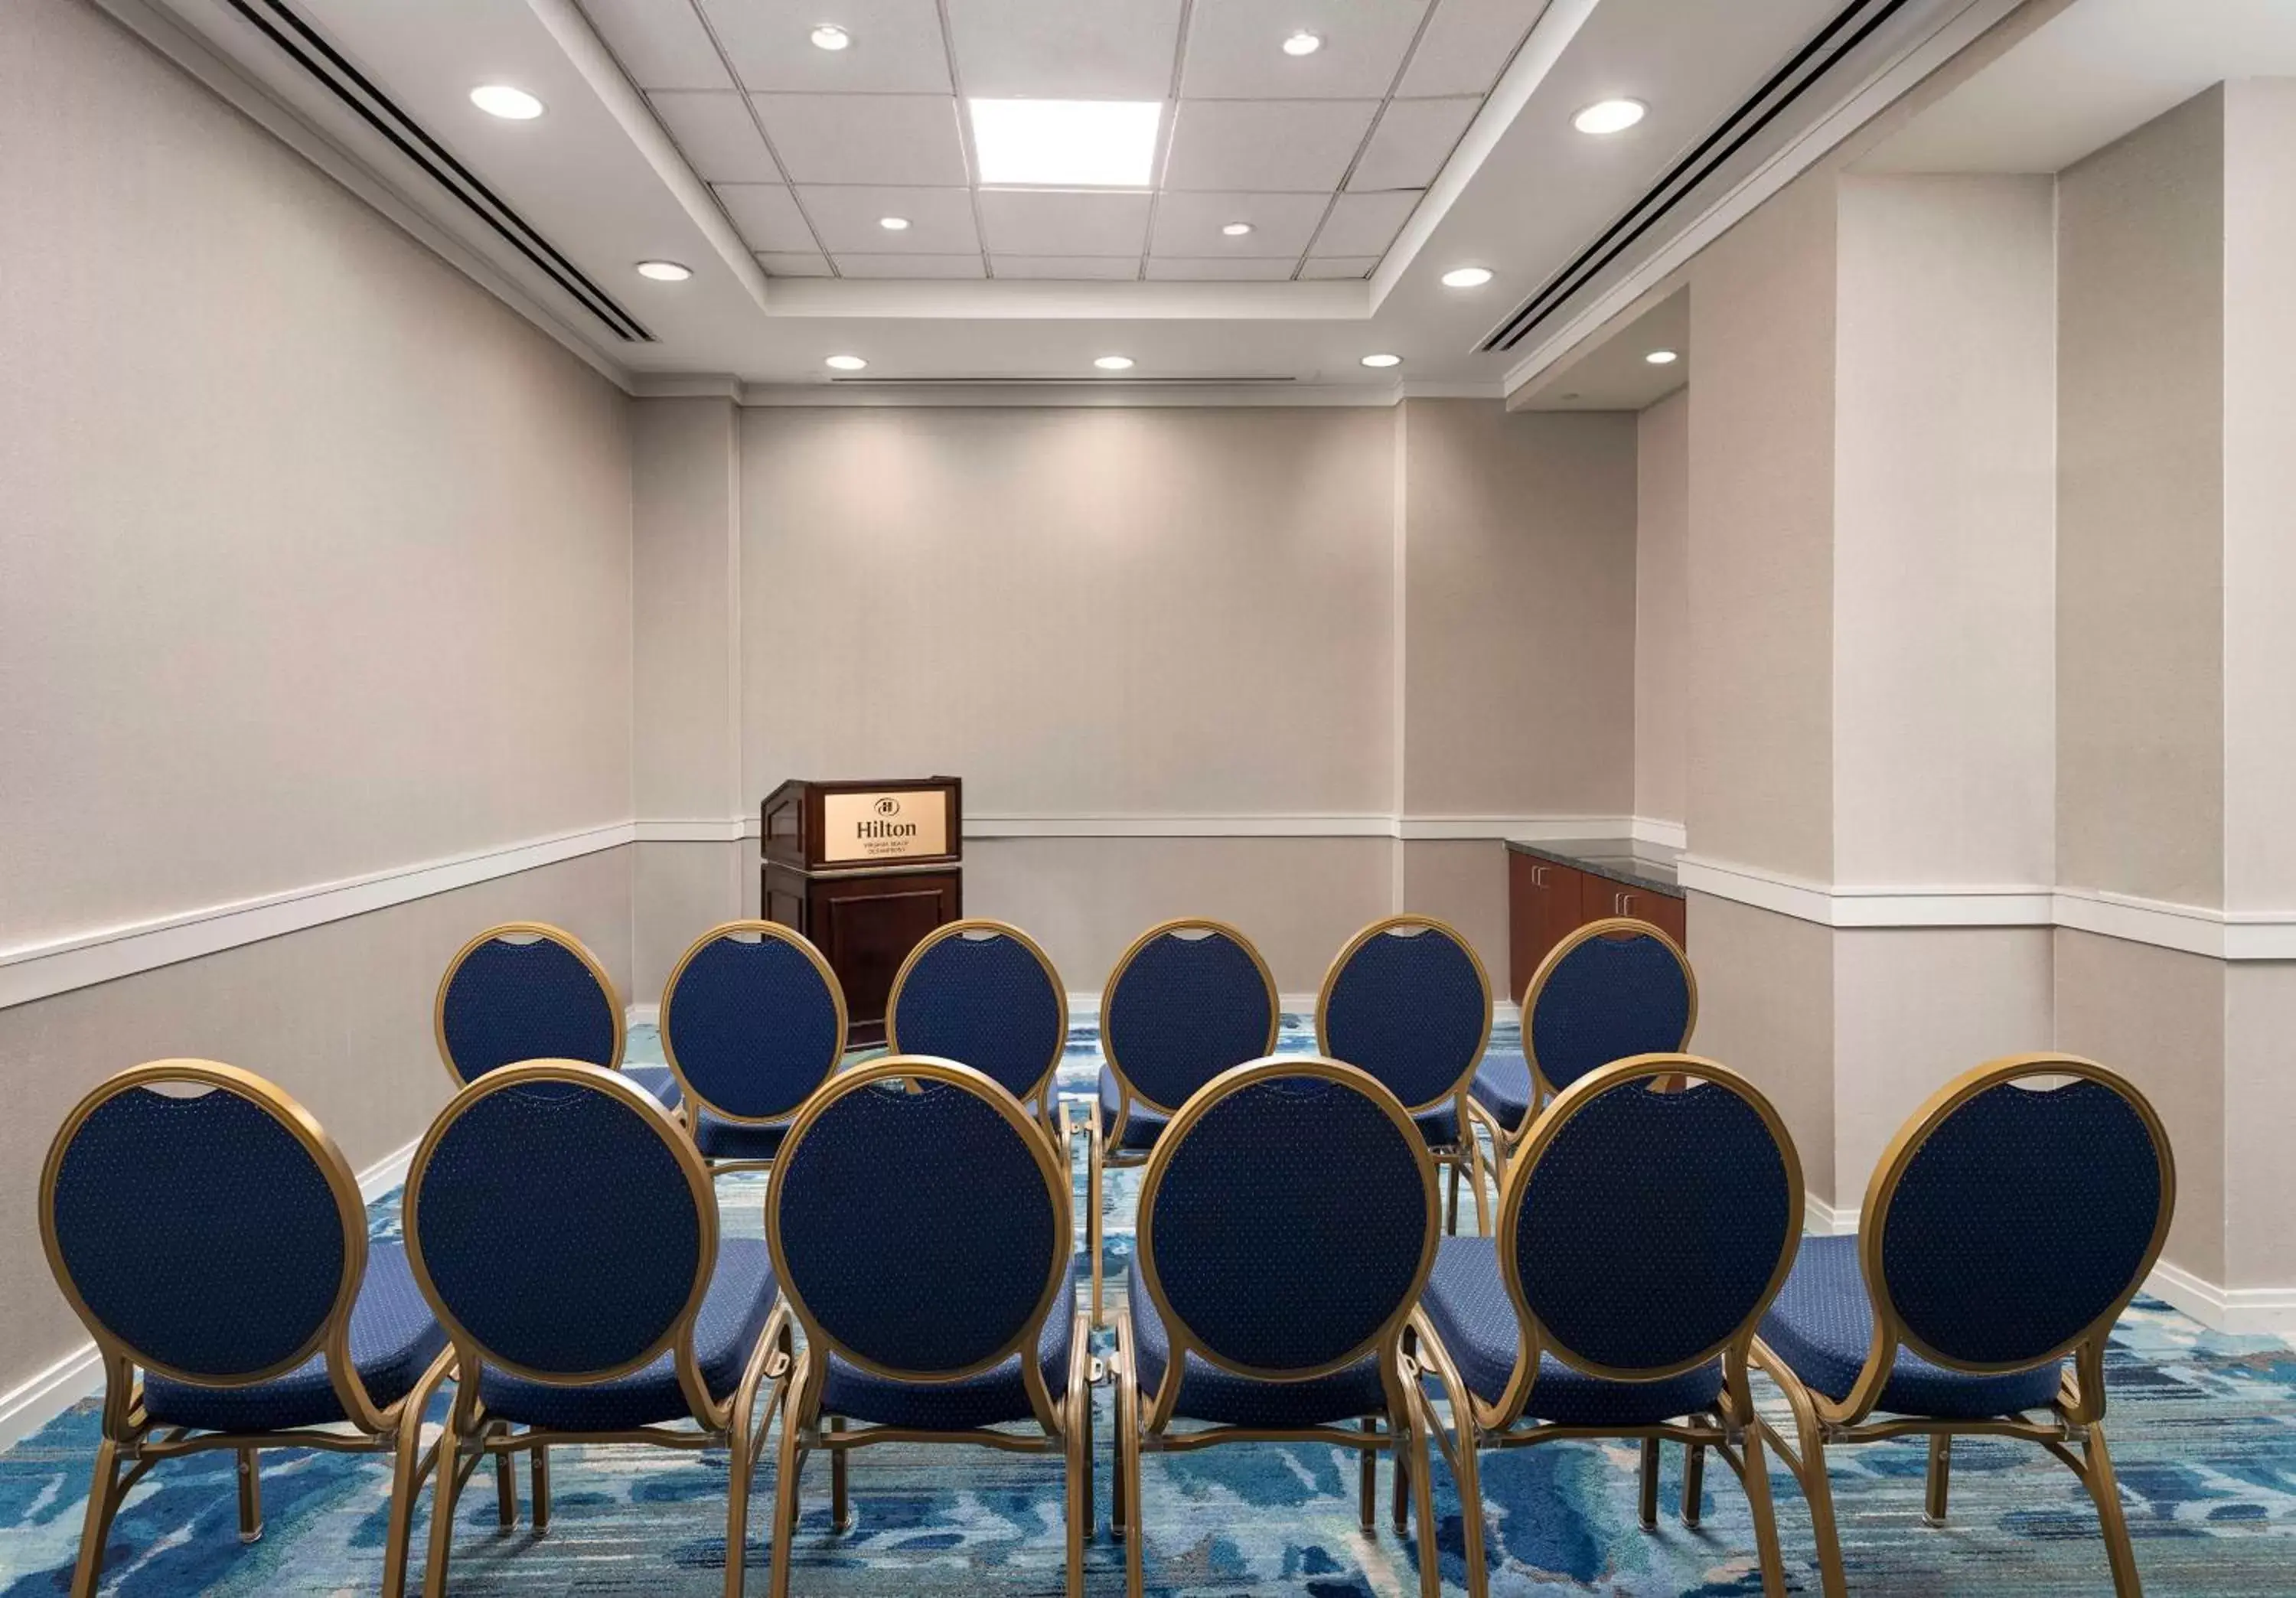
<box><xmin>40</xmin><ymin>1041</ymin><xmax>2174</xmax><ymax>1598</ymax></box>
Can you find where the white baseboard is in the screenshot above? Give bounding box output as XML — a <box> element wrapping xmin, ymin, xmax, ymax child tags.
<box><xmin>0</xmin><ymin>1135</ymin><xmax>422</xmax><ymax>1453</ymax></box>
<box><xmin>1804</xmin><ymin>1195</ymin><xmax>1860</xmax><ymax>1237</ymax></box>
<box><xmin>2144</xmin><ymin>1257</ymin><xmax>2296</xmax><ymax>1338</ymax></box>
<box><xmin>627</xmin><ymin>1003</ymin><xmax>661</xmax><ymax>1029</ymax></box>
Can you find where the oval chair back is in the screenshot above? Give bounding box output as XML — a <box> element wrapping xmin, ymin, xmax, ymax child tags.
<box><xmin>885</xmin><ymin>919</ymin><xmax>1066</xmax><ymax>1111</ymax></box>
<box><xmin>42</xmin><ymin>1061</ymin><xmax>368</xmax><ymax>1396</ymax></box>
<box><xmin>405</xmin><ymin>1064</ymin><xmax>713</xmax><ymax>1388</ymax></box>
<box><xmin>434</xmin><ymin>923</ymin><xmax>622</xmax><ymax>1087</ymax></box>
<box><xmin>660</xmin><ymin>921</ymin><xmax>846</xmax><ymax>1124</ymax></box>
<box><xmin>1137</xmin><ymin>1058</ymin><xmax>1438</xmax><ymax>1409</ymax></box>
<box><xmin>1316</xmin><ymin>916</ymin><xmax>1489</xmax><ymax>1114</ymax></box>
<box><xmin>1499</xmin><ymin>1055</ymin><xmax>1800</xmax><ymax>1404</ymax></box>
<box><xmin>1523</xmin><ymin>918</ymin><xmax>1696</xmax><ymax>1102</ymax></box>
<box><xmin>1862</xmin><ymin>1054</ymin><xmax>2174</xmax><ymax>1378</ymax></box>
<box><xmin>768</xmin><ymin>1057</ymin><xmax>1070</xmax><ymax>1396</ymax></box>
<box><xmin>1102</xmin><ymin>918</ymin><xmax>1279</xmax><ymax>1117</ymax></box>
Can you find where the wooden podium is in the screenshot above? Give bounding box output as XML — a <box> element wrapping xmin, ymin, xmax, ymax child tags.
<box><xmin>761</xmin><ymin>777</ymin><xmax>962</xmax><ymax>1045</ymax></box>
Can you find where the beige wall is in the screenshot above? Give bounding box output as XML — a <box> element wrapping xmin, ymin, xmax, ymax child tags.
<box><xmin>1633</xmin><ymin>388</ymin><xmax>1688</xmax><ymax>830</ymax></box>
<box><xmin>634</xmin><ymin>398</ymin><xmax>742</xmax><ymax>825</ymax></box>
<box><xmin>632</xmin><ymin>840</ymin><xmax>745</xmax><ymax>1001</ymax></box>
<box><xmin>1395</xmin><ymin>400</ymin><xmax>1636</xmax><ymax>817</ymax></box>
<box><xmin>1686</xmin><ymin>175</ymin><xmax>1837</xmax><ymax>882</ymax></box>
<box><xmin>1832</xmin><ymin>175</ymin><xmax>2057</xmax><ymax>886</ymax></box>
<box><xmin>2056</xmin><ymin>89</ymin><xmax>2225</xmax><ymax>908</ymax></box>
<box><xmin>1684</xmin><ymin>893</ymin><xmax>1837</xmax><ymax>1206</ymax></box>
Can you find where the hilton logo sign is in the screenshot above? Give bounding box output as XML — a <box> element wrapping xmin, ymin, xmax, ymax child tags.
<box><xmin>821</xmin><ymin>788</ymin><xmax>951</xmax><ymax>863</ymax></box>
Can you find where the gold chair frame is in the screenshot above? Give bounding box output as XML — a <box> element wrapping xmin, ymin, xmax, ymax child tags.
<box><xmin>885</xmin><ymin>918</ymin><xmax>1068</xmax><ymax>1125</ymax></box>
<box><xmin>403</xmin><ymin>1061</ymin><xmax>793</xmax><ymax>1598</ymax></box>
<box><xmin>432</xmin><ymin>921</ymin><xmax>629</xmax><ymax>1087</ymax></box>
<box><xmin>762</xmin><ymin>1055</ymin><xmax>1091</xmax><ymax>1598</ymax></box>
<box><xmin>1317</xmin><ymin>915</ymin><xmax>1494</xmax><ymax>1236</ymax></box>
<box><xmin>1113</xmin><ymin>1056</ymin><xmax>1442</xmax><ymax>1598</ymax></box>
<box><xmin>1404</xmin><ymin>1054</ymin><xmax>1801</xmax><ymax>1598</ymax></box>
<box><xmin>660</xmin><ymin>920</ymin><xmax>849</xmax><ymax>1176</ymax></box>
<box><xmin>1749</xmin><ymin>1053</ymin><xmax>2177</xmax><ymax>1598</ymax></box>
<box><xmin>1078</xmin><ymin>917</ymin><xmax>1279</xmax><ymax>1327</ymax></box>
<box><xmin>40</xmin><ymin>1060</ymin><xmax>456</xmax><ymax>1598</ymax></box>
<box><xmin>1463</xmin><ymin>915</ymin><xmax>1697</xmax><ymax>1195</ymax></box>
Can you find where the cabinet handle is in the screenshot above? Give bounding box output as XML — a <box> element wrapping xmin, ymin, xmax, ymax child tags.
<box><xmin>1532</xmin><ymin>866</ymin><xmax>1549</xmax><ymax>888</ymax></box>
<box><xmin>1616</xmin><ymin>892</ymin><xmax>1631</xmax><ymax>917</ymax></box>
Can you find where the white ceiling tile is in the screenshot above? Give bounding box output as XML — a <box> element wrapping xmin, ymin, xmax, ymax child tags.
<box><xmin>751</xmin><ymin>94</ymin><xmax>969</xmax><ymax>185</ymax></box>
<box><xmin>1146</xmin><ymin>257</ymin><xmax>1298</xmax><ymax>281</ymax></box>
<box><xmin>755</xmin><ymin>251</ymin><xmax>833</xmax><ymax>276</ymax></box>
<box><xmin>700</xmin><ymin>0</ymin><xmax>952</xmax><ymax>93</ymax></box>
<box><xmin>946</xmin><ymin>0</ymin><xmax>1185</xmax><ymax>99</ymax></box>
<box><xmin>1347</xmin><ymin>97</ymin><xmax>1478</xmax><ymax>191</ymax></box>
<box><xmin>1180</xmin><ymin>0</ymin><xmax>1430</xmax><ymax>99</ymax></box>
<box><xmin>992</xmin><ymin>256</ymin><xmax>1143</xmax><ymax>280</ymax></box>
<box><xmin>976</xmin><ymin>190</ymin><xmax>1151</xmax><ymax>256</ymax></box>
<box><xmin>1149</xmin><ymin>191</ymin><xmax>1329</xmax><ymax>257</ymax></box>
<box><xmin>650</xmin><ymin>91</ymin><xmax>780</xmax><ymax>181</ymax></box>
<box><xmin>580</xmin><ymin>0</ymin><xmax>732</xmax><ymax>90</ymax></box>
<box><xmin>833</xmin><ymin>253</ymin><xmax>987</xmax><ymax>278</ymax></box>
<box><xmin>1162</xmin><ymin>99</ymin><xmax>1379</xmax><ymax>192</ymax></box>
<box><xmin>796</xmin><ymin>185</ymin><xmax>980</xmax><ymax>253</ymax></box>
<box><xmin>1398</xmin><ymin>0</ymin><xmax>1549</xmax><ymax>97</ymax></box>
<box><xmin>714</xmin><ymin>184</ymin><xmax>814</xmax><ymax>250</ymax></box>
<box><xmin>1312</xmin><ymin>188</ymin><xmax>1421</xmax><ymax>256</ymax></box>
<box><xmin>1298</xmin><ymin>256</ymin><xmax>1378</xmax><ymax>279</ymax></box>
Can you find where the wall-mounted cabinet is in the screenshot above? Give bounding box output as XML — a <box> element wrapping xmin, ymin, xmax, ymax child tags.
<box><xmin>1505</xmin><ymin>840</ymin><xmax>1687</xmax><ymax>1003</ymax></box>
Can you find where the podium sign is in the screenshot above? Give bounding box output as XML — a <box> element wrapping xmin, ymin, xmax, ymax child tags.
<box><xmin>820</xmin><ymin>788</ymin><xmax>951</xmax><ymax>864</ymax></box>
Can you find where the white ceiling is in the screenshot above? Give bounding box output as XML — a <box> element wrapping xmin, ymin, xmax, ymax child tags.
<box><xmin>591</xmin><ymin>0</ymin><xmax>1548</xmax><ymax>284</ymax></box>
<box><xmin>1861</xmin><ymin>0</ymin><xmax>2296</xmax><ymax>173</ymax></box>
<box><xmin>133</xmin><ymin>0</ymin><xmax>1988</xmax><ymax>390</ymax></box>
<box><xmin>1517</xmin><ymin>287</ymin><xmax>1686</xmax><ymax>410</ymax></box>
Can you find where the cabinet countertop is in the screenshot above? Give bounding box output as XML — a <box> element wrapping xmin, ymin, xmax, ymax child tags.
<box><xmin>1504</xmin><ymin>838</ymin><xmax>1684</xmax><ymax>899</ymax></box>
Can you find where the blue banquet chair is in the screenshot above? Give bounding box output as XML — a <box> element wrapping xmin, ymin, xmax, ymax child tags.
<box><xmin>1406</xmin><ymin>1053</ymin><xmax>1802</xmax><ymax>1598</ymax></box>
<box><xmin>41</xmin><ymin>1060</ymin><xmax>454</xmax><ymax>1598</ymax></box>
<box><xmin>1467</xmin><ymin>915</ymin><xmax>1696</xmax><ymax>1184</ymax></box>
<box><xmin>1752</xmin><ymin>1053</ymin><xmax>2175</xmax><ymax>1597</ymax></box>
<box><xmin>1114</xmin><ymin>1057</ymin><xmax>1441</xmax><ymax>1598</ymax></box>
<box><xmin>1318</xmin><ymin>915</ymin><xmax>1494</xmax><ymax>1234</ymax></box>
<box><xmin>403</xmin><ymin>1062</ymin><xmax>792</xmax><ymax>1598</ymax></box>
<box><xmin>1084</xmin><ymin>917</ymin><xmax>1279</xmax><ymax>1326</ymax></box>
<box><xmin>434</xmin><ymin>921</ymin><xmax>681</xmax><ymax>1110</ymax></box>
<box><xmin>660</xmin><ymin>920</ymin><xmax>847</xmax><ymax>1174</ymax></box>
<box><xmin>764</xmin><ymin>1055</ymin><xmax>1089</xmax><ymax>1598</ymax></box>
<box><xmin>885</xmin><ymin>918</ymin><xmax>1067</xmax><ymax>1122</ymax></box>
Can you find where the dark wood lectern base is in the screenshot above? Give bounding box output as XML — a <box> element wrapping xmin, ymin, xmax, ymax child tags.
<box><xmin>763</xmin><ymin>863</ymin><xmax>960</xmax><ymax>1045</ymax></box>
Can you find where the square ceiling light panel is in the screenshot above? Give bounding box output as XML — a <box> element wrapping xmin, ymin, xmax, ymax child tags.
<box><xmin>968</xmin><ymin>99</ymin><xmax>1163</xmax><ymax>187</ymax></box>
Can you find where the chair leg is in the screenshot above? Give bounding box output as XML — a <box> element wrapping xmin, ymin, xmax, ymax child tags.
<box><xmin>70</xmin><ymin>1438</ymin><xmax>122</xmax><ymax>1598</ymax></box>
<box><xmin>532</xmin><ymin>1445</ymin><xmax>552</xmax><ymax>1533</ymax></box>
<box><xmin>423</xmin><ymin>1433</ymin><xmax>467</xmax><ymax>1598</ymax></box>
<box><xmin>494</xmin><ymin>1449</ymin><xmax>517</xmax><ymax>1531</ymax></box>
<box><xmin>1638</xmin><ymin>1438</ymin><xmax>1661</xmax><ymax>1531</ymax></box>
<box><xmin>1791</xmin><ymin>1412</ymin><xmax>1848</xmax><ymax>1598</ymax></box>
<box><xmin>1359</xmin><ymin>1418</ymin><xmax>1378</xmax><ymax>1533</ymax></box>
<box><xmin>1117</xmin><ymin>1317</ymin><xmax>1146</xmax><ymax>1597</ymax></box>
<box><xmin>828</xmin><ymin>1417</ymin><xmax>851</xmax><ymax>1533</ymax></box>
<box><xmin>2082</xmin><ymin>1423</ymin><xmax>2144</xmax><ymax>1598</ymax></box>
<box><xmin>1466</xmin><ymin>1134</ymin><xmax>1491</xmax><ymax>1238</ymax></box>
<box><xmin>1923</xmin><ymin>1434</ymin><xmax>1950</xmax><ymax>1527</ymax></box>
<box><xmin>1737</xmin><ymin>1424</ymin><xmax>1789</xmax><ymax>1598</ymax></box>
<box><xmin>1446</xmin><ymin>1159</ymin><xmax>1461</xmax><ymax>1236</ymax></box>
<box><xmin>1681</xmin><ymin>1441</ymin><xmax>1706</xmax><ymax>1528</ymax></box>
<box><xmin>767</xmin><ymin>1368</ymin><xmax>808</xmax><ymax>1598</ymax></box>
<box><xmin>726</xmin><ymin>1414</ymin><xmax>754</xmax><ymax>1598</ymax></box>
<box><xmin>1088</xmin><ymin>1119</ymin><xmax>1107</xmax><ymax>1327</ymax></box>
<box><xmin>1403</xmin><ymin>1407</ymin><xmax>1440</xmax><ymax>1598</ymax></box>
<box><xmin>236</xmin><ymin>1447</ymin><xmax>264</xmax><ymax>1543</ymax></box>
<box><xmin>1065</xmin><ymin>1372</ymin><xmax>1088</xmax><ymax>1598</ymax></box>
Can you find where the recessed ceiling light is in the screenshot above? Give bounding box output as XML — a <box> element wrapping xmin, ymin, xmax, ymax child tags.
<box><xmin>825</xmin><ymin>355</ymin><xmax>867</xmax><ymax>371</ymax></box>
<box><xmin>1222</xmin><ymin>221</ymin><xmax>1254</xmax><ymax>236</ymax></box>
<box><xmin>635</xmin><ymin>260</ymin><xmax>691</xmax><ymax>282</ymax></box>
<box><xmin>1573</xmin><ymin>98</ymin><xmax>1646</xmax><ymax>135</ymax></box>
<box><xmin>470</xmin><ymin>85</ymin><xmax>543</xmax><ymax>120</ymax></box>
<box><xmin>1645</xmin><ymin>349</ymin><xmax>1679</xmax><ymax>365</ymax></box>
<box><xmin>1440</xmin><ymin>266</ymin><xmax>1493</xmax><ymax>289</ymax></box>
<box><xmin>969</xmin><ymin>99</ymin><xmax>1161</xmax><ymax>188</ymax></box>
<box><xmin>810</xmin><ymin>24</ymin><xmax>850</xmax><ymax>51</ymax></box>
<box><xmin>1094</xmin><ymin>355</ymin><xmax>1135</xmax><ymax>371</ymax></box>
<box><xmin>879</xmin><ymin>216</ymin><xmax>910</xmax><ymax>231</ymax></box>
<box><xmin>1283</xmin><ymin>31</ymin><xmax>1322</xmax><ymax>56</ymax></box>
<box><xmin>1360</xmin><ymin>354</ymin><xmax>1402</xmax><ymax>369</ymax></box>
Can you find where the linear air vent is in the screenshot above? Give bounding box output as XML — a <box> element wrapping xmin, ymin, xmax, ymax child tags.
<box><xmin>826</xmin><ymin>376</ymin><xmax>1301</xmax><ymax>386</ymax></box>
<box><xmin>223</xmin><ymin>0</ymin><xmax>653</xmax><ymax>344</ymax></box>
<box><xmin>1482</xmin><ymin>0</ymin><xmax>1912</xmax><ymax>354</ymax></box>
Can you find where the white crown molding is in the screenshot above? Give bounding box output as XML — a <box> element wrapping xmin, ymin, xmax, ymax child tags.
<box><xmin>735</xmin><ymin>381</ymin><xmax>1414</xmax><ymax>409</ymax></box>
<box><xmin>631</xmin><ymin>373</ymin><xmax>745</xmax><ymax>402</ymax></box>
<box><xmin>757</xmin><ymin>277</ymin><xmax>1368</xmax><ymax>322</ymax></box>
<box><xmin>0</xmin><ymin>823</ymin><xmax>637</xmax><ymax>1012</ymax></box>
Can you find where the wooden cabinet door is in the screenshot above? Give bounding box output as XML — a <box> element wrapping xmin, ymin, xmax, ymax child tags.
<box><xmin>1580</xmin><ymin>872</ymin><xmax>1627</xmax><ymax>924</ymax></box>
<box><xmin>1509</xmin><ymin>855</ymin><xmax>1588</xmax><ymax>1002</ymax></box>
<box><xmin>1623</xmin><ymin>885</ymin><xmax>1688</xmax><ymax>947</ymax></box>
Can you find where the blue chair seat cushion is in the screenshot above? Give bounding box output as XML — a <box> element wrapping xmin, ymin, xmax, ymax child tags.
<box><xmin>1414</xmin><ymin>1101</ymin><xmax>1462</xmax><ymax>1150</ymax></box>
<box><xmin>1759</xmin><ymin>1234</ymin><xmax>2063</xmax><ymax>1420</ymax></box>
<box><xmin>143</xmin><ymin>1244</ymin><xmax>446</xmax><ymax>1433</ymax></box>
<box><xmin>1127</xmin><ymin>1257</ymin><xmax>1388</xmax><ymax>1427</ymax></box>
<box><xmin>821</xmin><ymin>1271</ymin><xmax>1076</xmax><ymax>1430</ymax></box>
<box><xmin>692</xmin><ymin>1110</ymin><xmax>791</xmax><ymax>1163</ymax></box>
<box><xmin>623</xmin><ymin>1064</ymin><xmax>683</xmax><ymax>1111</ymax></box>
<box><xmin>1420</xmin><ymin>1239</ymin><xmax>1723</xmax><ymax>1424</ymax></box>
<box><xmin>478</xmin><ymin>1238</ymin><xmax>779</xmax><ymax>1430</ymax></box>
<box><xmin>1097</xmin><ymin>1065</ymin><xmax>1171</xmax><ymax>1153</ymax></box>
<box><xmin>1470</xmin><ymin>1055</ymin><xmax>1534</xmax><ymax>1135</ymax></box>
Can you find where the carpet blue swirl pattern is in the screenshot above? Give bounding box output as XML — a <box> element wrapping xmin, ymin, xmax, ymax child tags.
<box><xmin>4</xmin><ymin>1014</ymin><xmax>2292</xmax><ymax>1593</ymax></box>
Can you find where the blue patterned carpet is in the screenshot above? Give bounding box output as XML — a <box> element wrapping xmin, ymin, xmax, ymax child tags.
<box><xmin>5</xmin><ymin>1015</ymin><xmax>2292</xmax><ymax>1595</ymax></box>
